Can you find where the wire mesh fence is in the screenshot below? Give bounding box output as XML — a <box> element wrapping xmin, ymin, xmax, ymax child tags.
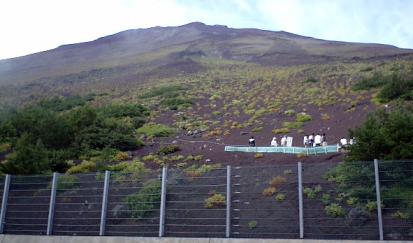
<box><xmin>231</xmin><ymin>164</ymin><xmax>298</xmax><ymax>238</ymax></box>
<box><xmin>0</xmin><ymin>160</ymin><xmax>412</xmax><ymax>240</ymax></box>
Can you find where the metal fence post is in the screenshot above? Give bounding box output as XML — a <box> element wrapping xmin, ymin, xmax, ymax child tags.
<box><xmin>298</xmin><ymin>162</ymin><xmax>304</xmax><ymax>239</ymax></box>
<box><xmin>0</xmin><ymin>175</ymin><xmax>11</xmax><ymax>234</ymax></box>
<box><xmin>100</xmin><ymin>171</ymin><xmax>111</xmax><ymax>236</ymax></box>
<box><xmin>374</xmin><ymin>159</ymin><xmax>384</xmax><ymax>240</ymax></box>
<box><xmin>47</xmin><ymin>172</ymin><xmax>59</xmax><ymax>235</ymax></box>
<box><xmin>159</xmin><ymin>166</ymin><xmax>167</xmax><ymax>237</ymax></box>
<box><xmin>226</xmin><ymin>165</ymin><xmax>231</xmax><ymax>238</ymax></box>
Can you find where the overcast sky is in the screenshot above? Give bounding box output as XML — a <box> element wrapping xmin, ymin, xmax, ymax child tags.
<box><xmin>1</xmin><ymin>0</ymin><xmax>412</xmax><ymax>60</ymax></box>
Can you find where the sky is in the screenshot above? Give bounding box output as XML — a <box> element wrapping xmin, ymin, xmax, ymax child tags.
<box><xmin>1</xmin><ymin>0</ymin><xmax>413</xmax><ymax>60</ymax></box>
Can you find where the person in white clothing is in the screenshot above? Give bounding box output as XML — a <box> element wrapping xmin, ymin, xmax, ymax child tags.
<box><xmin>303</xmin><ymin>135</ymin><xmax>308</xmax><ymax>147</ymax></box>
<box><xmin>280</xmin><ymin>135</ymin><xmax>287</xmax><ymax>147</ymax></box>
<box><xmin>308</xmin><ymin>134</ymin><xmax>314</xmax><ymax>147</ymax></box>
<box><xmin>340</xmin><ymin>137</ymin><xmax>347</xmax><ymax>147</ymax></box>
<box><xmin>314</xmin><ymin>134</ymin><xmax>322</xmax><ymax>146</ymax></box>
<box><xmin>270</xmin><ymin>137</ymin><xmax>278</xmax><ymax>147</ymax></box>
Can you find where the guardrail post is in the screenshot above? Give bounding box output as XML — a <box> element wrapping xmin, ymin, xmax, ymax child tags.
<box><xmin>298</xmin><ymin>162</ymin><xmax>304</xmax><ymax>239</ymax></box>
<box><xmin>47</xmin><ymin>172</ymin><xmax>59</xmax><ymax>235</ymax></box>
<box><xmin>226</xmin><ymin>165</ymin><xmax>231</xmax><ymax>238</ymax></box>
<box><xmin>374</xmin><ymin>159</ymin><xmax>384</xmax><ymax>240</ymax></box>
<box><xmin>100</xmin><ymin>171</ymin><xmax>110</xmax><ymax>236</ymax></box>
<box><xmin>0</xmin><ymin>175</ymin><xmax>11</xmax><ymax>234</ymax></box>
<box><xmin>159</xmin><ymin>166</ymin><xmax>167</xmax><ymax>237</ymax></box>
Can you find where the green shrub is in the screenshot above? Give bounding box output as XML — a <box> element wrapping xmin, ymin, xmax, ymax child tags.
<box><xmin>314</xmin><ymin>185</ymin><xmax>322</xmax><ymax>193</ymax></box>
<box><xmin>321</xmin><ymin>193</ymin><xmax>331</xmax><ymax>205</ymax></box>
<box><xmin>66</xmin><ymin>160</ymin><xmax>97</xmax><ymax>174</ymax></box>
<box><xmin>204</xmin><ymin>193</ymin><xmax>226</xmax><ymax>208</ymax></box>
<box><xmin>160</xmin><ymin>98</ymin><xmax>193</xmax><ymax>110</ymax></box>
<box><xmin>296</xmin><ymin>113</ymin><xmax>312</xmax><ymax>122</ymax></box>
<box><xmin>353</xmin><ymin>73</ymin><xmax>388</xmax><ymax>91</ymax></box>
<box><xmin>304</xmin><ymin>187</ymin><xmax>316</xmax><ymax>199</ymax></box>
<box><xmin>272</xmin><ymin>128</ymin><xmax>290</xmax><ymax>134</ymax></box>
<box><xmin>157</xmin><ymin>145</ymin><xmax>180</xmax><ymax>155</ymax></box>
<box><xmin>346</xmin><ymin>197</ymin><xmax>359</xmax><ymax>206</ymax></box>
<box><xmin>360</xmin><ymin>66</ymin><xmax>373</xmax><ymax>72</ymax></box>
<box><xmin>325</xmin><ymin>203</ymin><xmax>346</xmax><ymax>217</ymax></box>
<box><xmin>140</xmin><ymin>85</ymin><xmax>186</xmax><ymax>98</ymax></box>
<box><xmin>275</xmin><ymin>193</ymin><xmax>286</xmax><ymax>201</ymax></box>
<box><xmin>283</xmin><ymin>121</ymin><xmax>303</xmax><ymax>129</ymax></box>
<box><xmin>184</xmin><ymin>164</ymin><xmax>221</xmax><ymax>177</ymax></box>
<box><xmin>136</xmin><ymin>123</ymin><xmax>176</xmax><ymax>138</ymax></box>
<box><xmin>248</xmin><ymin>220</ymin><xmax>258</xmax><ymax>230</ymax></box>
<box><xmin>284</xmin><ymin>109</ymin><xmax>295</xmax><ymax>116</ymax></box>
<box><xmin>125</xmin><ymin>180</ymin><xmax>161</xmax><ymax>219</ymax></box>
<box><xmin>378</xmin><ymin>74</ymin><xmax>413</xmax><ymax>101</ymax></box>
<box><xmin>392</xmin><ymin>210</ymin><xmax>410</xmax><ymax>220</ymax></box>
<box><xmin>365</xmin><ymin>201</ymin><xmax>377</xmax><ymax>212</ymax></box>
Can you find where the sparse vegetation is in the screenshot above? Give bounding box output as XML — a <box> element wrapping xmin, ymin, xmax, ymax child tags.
<box><xmin>204</xmin><ymin>193</ymin><xmax>226</xmax><ymax>208</ymax></box>
<box><xmin>325</xmin><ymin>203</ymin><xmax>346</xmax><ymax>217</ymax></box>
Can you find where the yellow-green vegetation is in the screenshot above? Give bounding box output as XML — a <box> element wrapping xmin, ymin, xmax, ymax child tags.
<box><xmin>296</xmin><ymin>112</ymin><xmax>312</xmax><ymax>122</ymax></box>
<box><xmin>392</xmin><ymin>210</ymin><xmax>410</xmax><ymax>220</ymax></box>
<box><xmin>0</xmin><ymin>143</ymin><xmax>11</xmax><ymax>153</ymax></box>
<box><xmin>325</xmin><ymin>203</ymin><xmax>346</xmax><ymax>217</ymax></box>
<box><xmin>113</xmin><ymin>151</ymin><xmax>129</xmax><ymax>161</ymax></box>
<box><xmin>272</xmin><ymin>128</ymin><xmax>290</xmax><ymax>134</ymax></box>
<box><xmin>56</xmin><ymin>175</ymin><xmax>79</xmax><ymax>190</ymax></box>
<box><xmin>204</xmin><ymin>193</ymin><xmax>226</xmax><ymax>208</ymax></box>
<box><xmin>262</xmin><ymin>187</ymin><xmax>277</xmax><ymax>196</ymax></box>
<box><xmin>66</xmin><ymin>161</ymin><xmax>97</xmax><ymax>174</ymax></box>
<box><xmin>275</xmin><ymin>193</ymin><xmax>286</xmax><ymax>202</ymax></box>
<box><xmin>248</xmin><ymin>220</ymin><xmax>258</xmax><ymax>230</ymax></box>
<box><xmin>136</xmin><ymin>123</ymin><xmax>176</xmax><ymax>138</ymax></box>
<box><xmin>184</xmin><ymin>163</ymin><xmax>221</xmax><ymax>177</ymax></box>
<box><xmin>125</xmin><ymin>180</ymin><xmax>161</xmax><ymax>219</ymax></box>
<box><xmin>254</xmin><ymin>153</ymin><xmax>264</xmax><ymax>159</ymax></box>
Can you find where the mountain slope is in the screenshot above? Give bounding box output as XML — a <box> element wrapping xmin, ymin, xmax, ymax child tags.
<box><xmin>1</xmin><ymin>22</ymin><xmax>412</xmax><ymax>87</ymax></box>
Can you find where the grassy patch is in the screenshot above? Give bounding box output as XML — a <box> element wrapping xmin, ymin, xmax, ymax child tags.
<box><xmin>136</xmin><ymin>123</ymin><xmax>176</xmax><ymax>138</ymax></box>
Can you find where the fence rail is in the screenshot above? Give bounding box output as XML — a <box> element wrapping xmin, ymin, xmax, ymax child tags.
<box><xmin>0</xmin><ymin>160</ymin><xmax>412</xmax><ymax>240</ymax></box>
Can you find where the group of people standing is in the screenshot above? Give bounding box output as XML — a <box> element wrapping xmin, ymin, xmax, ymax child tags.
<box><xmin>303</xmin><ymin>133</ymin><xmax>327</xmax><ymax>147</ymax></box>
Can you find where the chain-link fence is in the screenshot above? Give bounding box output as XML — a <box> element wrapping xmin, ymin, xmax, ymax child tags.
<box><xmin>0</xmin><ymin>160</ymin><xmax>412</xmax><ymax>240</ymax></box>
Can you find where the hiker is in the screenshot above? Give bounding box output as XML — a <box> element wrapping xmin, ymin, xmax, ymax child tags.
<box><xmin>270</xmin><ymin>137</ymin><xmax>278</xmax><ymax>147</ymax></box>
<box><xmin>303</xmin><ymin>135</ymin><xmax>308</xmax><ymax>147</ymax></box>
<box><xmin>280</xmin><ymin>135</ymin><xmax>287</xmax><ymax>147</ymax></box>
<box><xmin>340</xmin><ymin>137</ymin><xmax>348</xmax><ymax>148</ymax></box>
<box><xmin>321</xmin><ymin>133</ymin><xmax>327</xmax><ymax>146</ymax></box>
<box><xmin>349</xmin><ymin>137</ymin><xmax>355</xmax><ymax>145</ymax></box>
<box><xmin>286</xmin><ymin>136</ymin><xmax>293</xmax><ymax>147</ymax></box>
<box><xmin>308</xmin><ymin>133</ymin><xmax>314</xmax><ymax>147</ymax></box>
<box><xmin>249</xmin><ymin>136</ymin><xmax>256</xmax><ymax>147</ymax></box>
<box><xmin>314</xmin><ymin>133</ymin><xmax>322</xmax><ymax>147</ymax></box>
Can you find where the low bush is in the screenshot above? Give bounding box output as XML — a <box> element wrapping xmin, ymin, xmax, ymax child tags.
<box><xmin>275</xmin><ymin>193</ymin><xmax>286</xmax><ymax>201</ymax></box>
<box><xmin>0</xmin><ymin>143</ymin><xmax>11</xmax><ymax>153</ymax></box>
<box><xmin>346</xmin><ymin>197</ymin><xmax>359</xmax><ymax>206</ymax></box>
<box><xmin>125</xmin><ymin>180</ymin><xmax>161</xmax><ymax>219</ymax></box>
<box><xmin>353</xmin><ymin>73</ymin><xmax>388</xmax><ymax>91</ymax></box>
<box><xmin>272</xmin><ymin>128</ymin><xmax>290</xmax><ymax>134</ymax></box>
<box><xmin>365</xmin><ymin>201</ymin><xmax>377</xmax><ymax>212</ymax></box>
<box><xmin>283</xmin><ymin>121</ymin><xmax>303</xmax><ymax>129</ymax></box>
<box><xmin>254</xmin><ymin>153</ymin><xmax>264</xmax><ymax>159</ymax></box>
<box><xmin>136</xmin><ymin>123</ymin><xmax>176</xmax><ymax>138</ymax></box>
<box><xmin>296</xmin><ymin>113</ymin><xmax>312</xmax><ymax>122</ymax></box>
<box><xmin>262</xmin><ymin>187</ymin><xmax>277</xmax><ymax>196</ymax></box>
<box><xmin>321</xmin><ymin>193</ymin><xmax>331</xmax><ymax>205</ymax></box>
<box><xmin>157</xmin><ymin>145</ymin><xmax>180</xmax><ymax>155</ymax></box>
<box><xmin>184</xmin><ymin>164</ymin><xmax>221</xmax><ymax>177</ymax></box>
<box><xmin>392</xmin><ymin>210</ymin><xmax>410</xmax><ymax>220</ymax></box>
<box><xmin>284</xmin><ymin>109</ymin><xmax>295</xmax><ymax>116</ymax></box>
<box><xmin>248</xmin><ymin>220</ymin><xmax>258</xmax><ymax>230</ymax></box>
<box><xmin>66</xmin><ymin>160</ymin><xmax>97</xmax><ymax>174</ymax></box>
<box><xmin>204</xmin><ymin>193</ymin><xmax>226</xmax><ymax>208</ymax></box>
<box><xmin>161</xmin><ymin>98</ymin><xmax>193</xmax><ymax>110</ymax></box>
<box><xmin>113</xmin><ymin>151</ymin><xmax>129</xmax><ymax>161</ymax></box>
<box><xmin>325</xmin><ymin>203</ymin><xmax>346</xmax><ymax>217</ymax></box>
<box><xmin>304</xmin><ymin>187</ymin><xmax>316</xmax><ymax>199</ymax></box>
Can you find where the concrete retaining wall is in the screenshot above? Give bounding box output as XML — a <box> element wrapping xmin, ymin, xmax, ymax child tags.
<box><xmin>0</xmin><ymin>235</ymin><xmax>407</xmax><ymax>243</ymax></box>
